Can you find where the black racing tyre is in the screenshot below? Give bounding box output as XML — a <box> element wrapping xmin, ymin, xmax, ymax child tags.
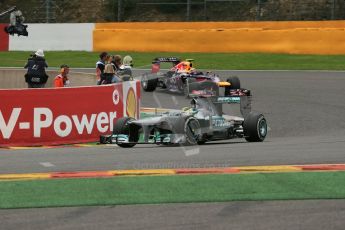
<box><xmin>197</xmin><ymin>140</ymin><xmax>206</xmax><ymax>145</ymax></box>
<box><xmin>227</xmin><ymin>76</ymin><xmax>241</xmax><ymax>89</ymax></box>
<box><xmin>170</xmin><ymin>116</ymin><xmax>201</xmax><ymax>145</ymax></box>
<box><xmin>99</xmin><ymin>135</ymin><xmax>108</xmax><ymax>144</ymax></box>
<box><xmin>225</xmin><ymin>76</ymin><xmax>241</xmax><ymax>96</ymax></box>
<box><xmin>184</xmin><ymin>117</ymin><xmax>201</xmax><ymax>145</ymax></box>
<box><xmin>243</xmin><ymin>112</ymin><xmax>267</xmax><ymax>142</ymax></box>
<box><xmin>113</xmin><ymin>117</ymin><xmax>139</xmax><ymax>148</ymax></box>
<box><xmin>141</xmin><ymin>74</ymin><xmax>158</xmax><ymax>92</ymax></box>
<box><xmin>160</xmin><ymin>81</ymin><xmax>167</xmax><ymax>89</ymax></box>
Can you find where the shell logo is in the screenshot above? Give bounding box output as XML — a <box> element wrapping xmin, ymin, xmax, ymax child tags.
<box><xmin>126</xmin><ymin>87</ymin><xmax>137</xmax><ymax>118</ymax></box>
<box><xmin>112</xmin><ymin>89</ymin><xmax>120</xmax><ymax>105</ymax></box>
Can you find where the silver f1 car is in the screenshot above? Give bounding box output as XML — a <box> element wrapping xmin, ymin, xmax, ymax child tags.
<box><xmin>141</xmin><ymin>57</ymin><xmax>240</xmax><ymax>97</ymax></box>
<box><xmin>100</xmin><ymin>82</ymin><xmax>268</xmax><ymax>148</ymax></box>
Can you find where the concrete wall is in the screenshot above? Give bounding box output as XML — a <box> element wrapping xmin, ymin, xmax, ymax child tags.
<box><xmin>2</xmin><ymin>21</ymin><xmax>345</xmax><ymax>54</ymax></box>
<box><xmin>0</xmin><ymin>69</ymin><xmax>96</xmax><ymax>89</ymax></box>
<box><xmin>94</xmin><ymin>21</ymin><xmax>345</xmax><ymax>54</ymax></box>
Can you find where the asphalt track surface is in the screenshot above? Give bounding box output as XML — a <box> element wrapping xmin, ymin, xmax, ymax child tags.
<box><xmin>1</xmin><ymin>200</ymin><xmax>344</xmax><ymax>230</ymax></box>
<box><xmin>1</xmin><ymin>70</ymin><xmax>345</xmax><ymax>229</ymax></box>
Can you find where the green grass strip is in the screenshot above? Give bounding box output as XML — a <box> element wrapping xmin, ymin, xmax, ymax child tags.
<box><xmin>0</xmin><ymin>172</ymin><xmax>344</xmax><ymax>209</ymax></box>
<box><xmin>2</xmin><ymin>51</ymin><xmax>345</xmax><ymax>70</ymax></box>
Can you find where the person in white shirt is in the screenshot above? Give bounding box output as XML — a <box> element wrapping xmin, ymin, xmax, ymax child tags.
<box><xmin>119</xmin><ymin>55</ymin><xmax>133</xmax><ymax>81</ymax></box>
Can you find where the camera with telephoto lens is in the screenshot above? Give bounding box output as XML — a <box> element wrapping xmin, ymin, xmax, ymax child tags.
<box><xmin>4</xmin><ymin>23</ymin><xmax>28</xmax><ymax>36</ymax></box>
<box><xmin>1</xmin><ymin>7</ymin><xmax>28</xmax><ymax>36</ymax></box>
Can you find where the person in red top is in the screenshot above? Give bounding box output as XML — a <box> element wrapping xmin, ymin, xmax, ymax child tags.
<box><xmin>54</xmin><ymin>64</ymin><xmax>70</xmax><ymax>88</ymax></box>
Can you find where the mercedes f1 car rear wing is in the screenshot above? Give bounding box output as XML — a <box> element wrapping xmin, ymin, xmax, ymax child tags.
<box><xmin>189</xmin><ymin>88</ymin><xmax>252</xmax><ymax>117</ymax></box>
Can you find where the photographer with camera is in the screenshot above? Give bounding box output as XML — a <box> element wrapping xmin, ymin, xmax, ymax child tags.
<box><xmin>1</xmin><ymin>6</ymin><xmax>28</xmax><ymax>36</ymax></box>
<box><xmin>24</xmin><ymin>49</ymin><xmax>49</xmax><ymax>88</ymax></box>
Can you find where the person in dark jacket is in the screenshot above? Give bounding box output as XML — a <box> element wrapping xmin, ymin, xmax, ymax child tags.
<box><xmin>96</xmin><ymin>52</ymin><xmax>108</xmax><ymax>85</ymax></box>
<box><xmin>24</xmin><ymin>49</ymin><xmax>49</xmax><ymax>88</ymax></box>
<box><xmin>101</xmin><ymin>56</ymin><xmax>121</xmax><ymax>84</ymax></box>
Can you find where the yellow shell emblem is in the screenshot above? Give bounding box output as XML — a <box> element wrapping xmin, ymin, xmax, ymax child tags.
<box><xmin>126</xmin><ymin>87</ymin><xmax>137</xmax><ymax>118</ymax></box>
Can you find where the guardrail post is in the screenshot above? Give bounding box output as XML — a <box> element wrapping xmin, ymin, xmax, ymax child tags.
<box><xmin>46</xmin><ymin>0</ymin><xmax>50</xmax><ymax>23</ymax></box>
<box><xmin>118</xmin><ymin>0</ymin><xmax>122</xmax><ymax>22</ymax></box>
<box><xmin>256</xmin><ymin>0</ymin><xmax>262</xmax><ymax>21</ymax></box>
<box><xmin>331</xmin><ymin>0</ymin><xmax>335</xmax><ymax>20</ymax></box>
<box><xmin>204</xmin><ymin>0</ymin><xmax>207</xmax><ymax>20</ymax></box>
<box><xmin>187</xmin><ymin>0</ymin><xmax>191</xmax><ymax>21</ymax></box>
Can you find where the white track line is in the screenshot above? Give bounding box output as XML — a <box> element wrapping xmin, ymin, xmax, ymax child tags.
<box><xmin>39</xmin><ymin>162</ymin><xmax>55</xmax><ymax>167</ymax></box>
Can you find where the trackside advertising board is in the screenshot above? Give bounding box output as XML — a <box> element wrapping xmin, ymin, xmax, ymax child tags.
<box><xmin>0</xmin><ymin>24</ymin><xmax>9</xmax><ymax>51</ymax></box>
<box><xmin>0</xmin><ymin>81</ymin><xmax>140</xmax><ymax>147</ymax></box>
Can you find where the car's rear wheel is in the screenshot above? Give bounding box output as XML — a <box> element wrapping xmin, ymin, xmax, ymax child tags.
<box><xmin>113</xmin><ymin>117</ymin><xmax>139</xmax><ymax>148</ymax></box>
<box><xmin>225</xmin><ymin>76</ymin><xmax>241</xmax><ymax>96</ymax></box>
<box><xmin>243</xmin><ymin>112</ymin><xmax>267</xmax><ymax>142</ymax></box>
<box><xmin>141</xmin><ymin>74</ymin><xmax>158</xmax><ymax>92</ymax></box>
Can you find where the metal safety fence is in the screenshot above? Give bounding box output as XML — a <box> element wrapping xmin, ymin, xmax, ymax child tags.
<box><xmin>1</xmin><ymin>0</ymin><xmax>344</xmax><ymax>23</ymax></box>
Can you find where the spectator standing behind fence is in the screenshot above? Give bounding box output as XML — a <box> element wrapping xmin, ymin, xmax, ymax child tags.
<box><xmin>53</xmin><ymin>64</ymin><xmax>70</xmax><ymax>88</ymax></box>
<box><xmin>119</xmin><ymin>55</ymin><xmax>133</xmax><ymax>81</ymax></box>
<box><xmin>96</xmin><ymin>52</ymin><xmax>108</xmax><ymax>85</ymax></box>
<box><xmin>111</xmin><ymin>55</ymin><xmax>122</xmax><ymax>72</ymax></box>
<box><xmin>24</xmin><ymin>49</ymin><xmax>49</xmax><ymax>88</ymax></box>
<box><xmin>101</xmin><ymin>56</ymin><xmax>121</xmax><ymax>84</ymax></box>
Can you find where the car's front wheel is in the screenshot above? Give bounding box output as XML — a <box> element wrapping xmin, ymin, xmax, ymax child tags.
<box><xmin>141</xmin><ymin>74</ymin><xmax>158</xmax><ymax>92</ymax></box>
<box><xmin>113</xmin><ymin>117</ymin><xmax>139</xmax><ymax>148</ymax></box>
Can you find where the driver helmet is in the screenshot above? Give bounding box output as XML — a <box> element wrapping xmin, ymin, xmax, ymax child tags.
<box><xmin>175</xmin><ymin>61</ymin><xmax>191</xmax><ymax>73</ymax></box>
<box><xmin>182</xmin><ymin>61</ymin><xmax>191</xmax><ymax>72</ymax></box>
<box><xmin>190</xmin><ymin>98</ymin><xmax>197</xmax><ymax>110</ymax></box>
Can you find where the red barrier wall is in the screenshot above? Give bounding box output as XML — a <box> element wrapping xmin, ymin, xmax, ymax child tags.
<box><xmin>0</xmin><ymin>82</ymin><xmax>140</xmax><ymax>147</ymax></box>
<box><xmin>0</xmin><ymin>24</ymin><xmax>9</xmax><ymax>51</ymax></box>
